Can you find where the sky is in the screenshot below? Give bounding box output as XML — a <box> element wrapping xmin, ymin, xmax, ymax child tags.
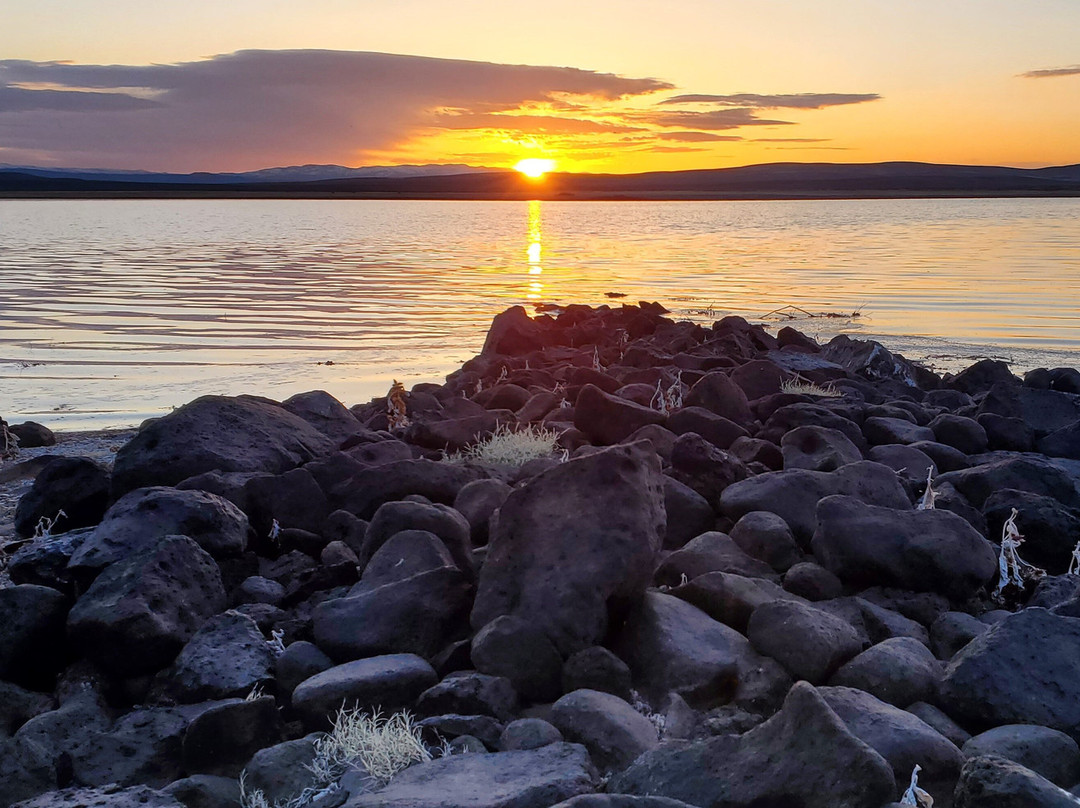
<box><xmin>1</xmin><ymin>0</ymin><xmax>1078</xmax><ymax>173</ymax></box>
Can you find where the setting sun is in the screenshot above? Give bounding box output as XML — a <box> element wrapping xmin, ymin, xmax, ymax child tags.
<box><xmin>515</xmin><ymin>158</ymin><xmax>557</xmax><ymax>179</ymax></box>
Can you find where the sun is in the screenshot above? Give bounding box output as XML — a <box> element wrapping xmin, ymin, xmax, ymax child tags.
<box><xmin>514</xmin><ymin>158</ymin><xmax>557</xmax><ymax>179</ymax></box>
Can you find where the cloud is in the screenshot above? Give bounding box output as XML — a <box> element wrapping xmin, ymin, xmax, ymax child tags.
<box><xmin>1019</xmin><ymin>65</ymin><xmax>1080</xmax><ymax>79</ymax></box>
<box><xmin>636</xmin><ymin>108</ymin><xmax>794</xmax><ymax>130</ymax></box>
<box><xmin>432</xmin><ymin>111</ymin><xmax>643</xmax><ymax>135</ymax></box>
<box><xmin>750</xmin><ymin>137</ymin><xmax>832</xmax><ymax>143</ymax></box>
<box><xmin>658</xmin><ymin>131</ymin><xmax>742</xmax><ymax>142</ymax></box>
<box><xmin>660</xmin><ymin>93</ymin><xmax>880</xmax><ymax>108</ymax></box>
<box><xmin>0</xmin><ymin>49</ymin><xmax>671</xmax><ymax>171</ymax></box>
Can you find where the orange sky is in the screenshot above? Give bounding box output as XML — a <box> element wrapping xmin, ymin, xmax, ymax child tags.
<box><xmin>1</xmin><ymin>0</ymin><xmax>1078</xmax><ymax>172</ymax></box>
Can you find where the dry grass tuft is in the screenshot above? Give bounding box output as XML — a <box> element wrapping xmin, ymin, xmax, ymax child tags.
<box><xmin>445</xmin><ymin>423</ymin><xmax>564</xmax><ymax>466</ymax></box>
<box><xmin>779</xmin><ymin>375</ymin><xmax>843</xmax><ymax>398</ymax></box>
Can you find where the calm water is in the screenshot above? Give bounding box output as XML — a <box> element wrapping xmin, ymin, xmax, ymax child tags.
<box><xmin>2</xmin><ymin>198</ymin><xmax>1079</xmax><ymax>430</ymax></box>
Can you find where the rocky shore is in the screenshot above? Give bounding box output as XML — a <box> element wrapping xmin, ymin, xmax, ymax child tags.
<box><xmin>3</xmin><ymin>302</ymin><xmax>1080</xmax><ymax>808</ymax></box>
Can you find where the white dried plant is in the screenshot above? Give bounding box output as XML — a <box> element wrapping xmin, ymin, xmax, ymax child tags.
<box><xmin>496</xmin><ymin>366</ymin><xmax>508</xmax><ymax>384</ymax></box>
<box><xmin>650</xmin><ymin>372</ymin><xmax>684</xmax><ymax>414</ymax></box>
<box><xmin>444</xmin><ymin>423</ymin><xmax>563</xmax><ymax>466</ymax></box>
<box><xmin>1069</xmin><ymin>541</ymin><xmax>1080</xmax><ymax>577</ymax></box>
<box><xmin>916</xmin><ymin>467</ymin><xmax>939</xmax><ymax>511</ymax></box>
<box><xmin>992</xmin><ymin>508</ymin><xmax>1045</xmax><ymax>601</ymax></box>
<box><xmin>245</xmin><ymin>685</ymin><xmax>265</xmax><ymax>702</ymax></box>
<box><xmin>33</xmin><ymin>510</ymin><xmax>67</xmax><ymax>540</ymax></box>
<box><xmin>779</xmin><ymin>374</ymin><xmax>842</xmax><ymax>398</ymax></box>
<box><xmin>629</xmin><ymin>689</ymin><xmax>666</xmax><ymax>739</ymax></box>
<box><xmin>268</xmin><ymin>519</ymin><xmax>282</xmax><ymax>543</ymax></box>
<box><xmin>308</xmin><ymin>706</ymin><xmax>431</xmax><ymax>786</ymax></box>
<box><xmin>900</xmin><ymin>764</ymin><xmax>933</xmax><ymax>807</ymax></box>
<box><xmin>237</xmin><ymin>707</ymin><xmax>431</xmax><ymax>808</ymax></box>
<box><xmin>0</xmin><ymin>422</ymin><xmax>19</xmax><ymax>461</ymax></box>
<box><xmin>268</xmin><ymin>628</ymin><xmax>287</xmax><ymax>656</ymax></box>
<box><xmin>592</xmin><ymin>346</ymin><xmax>603</xmax><ymax>372</ymax></box>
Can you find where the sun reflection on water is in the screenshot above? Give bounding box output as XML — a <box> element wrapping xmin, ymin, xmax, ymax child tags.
<box><xmin>526</xmin><ymin>199</ymin><xmax>544</xmax><ymax>297</ymax></box>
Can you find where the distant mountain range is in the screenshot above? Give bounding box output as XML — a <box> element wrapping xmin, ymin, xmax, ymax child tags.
<box><xmin>2</xmin><ymin>161</ymin><xmax>1079</xmax><ymax>199</ymax></box>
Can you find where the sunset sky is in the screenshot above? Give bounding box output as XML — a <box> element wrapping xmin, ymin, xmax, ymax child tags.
<box><xmin>2</xmin><ymin>0</ymin><xmax>1078</xmax><ymax>173</ymax></box>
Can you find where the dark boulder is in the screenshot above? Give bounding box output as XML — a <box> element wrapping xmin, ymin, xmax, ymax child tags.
<box><xmin>472</xmin><ymin>442</ymin><xmax>665</xmax><ymax>656</ymax></box>
<box><xmin>347</xmin><ymin>742</ymin><xmax>596</xmax><ymax>808</ymax></box>
<box><xmin>930</xmin><ymin>611</ymin><xmax>988</xmax><ymax>660</ymax></box>
<box><xmin>668</xmin><ymin>432</ymin><xmax>749</xmax><ymax>510</ymax></box>
<box><xmin>781</xmin><ymin>425</ymin><xmax>863</xmax><ymax>472</ymax></box>
<box><xmin>573</xmin><ymin>384</ymin><xmax>665</xmax><ymax>446</ymax></box>
<box><xmin>314</xmin><ymin>567</ymin><xmax>472</xmax><ymax>662</ymax></box>
<box><xmin>453</xmin><ymin>478</ymin><xmax>512</xmax><ymax>546</ymax></box>
<box><xmin>361</xmin><ymin>499</ymin><xmax>472</xmax><ymax>576</ymax></box>
<box><xmin>824</xmin><ymin>335</ymin><xmax>932</xmax><ymax>389</ymax></box>
<box><xmin>963</xmin><ymin>725</ymin><xmax>1080</xmax><ymax>789</ymax></box>
<box><xmin>481</xmin><ymin>306</ymin><xmax>552</xmax><ymax>356</ymax></box>
<box><xmin>721</xmin><ymin>461</ymin><xmax>911</xmax><ymax>543</ymax></box>
<box><xmin>661</xmin><ymin>476</ymin><xmax>715</xmax><ymax>551</ymax></box>
<box><xmin>811</xmin><ymin>495</ymin><xmax>997</xmax><ymax>600</ymax></box>
<box><xmin>67</xmin><ymin>535</ymin><xmax>226</xmax><ymax>677</ymax></box>
<box><xmin>758</xmin><ymin>403</ymin><xmax>866</xmax><ymax>449</ymax></box>
<box><xmin>562</xmin><ymin>647</ymin><xmax>634</xmax><ymax>702</ymax></box>
<box><xmin>977</xmin><ymin>413</ymin><xmax>1035</xmax><ymax>452</ymax></box>
<box><xmin>499</xmin><ymin>718</ymin><xmax>564</xmax><ymax>751</ymax></box>
<box><xmin>783</xmin><ymin>561</ymin><xmax>844</xmax><ymax>601</ymax></box>
<box><xmin>747</xmin><ymin>599</ymin><xmax>864</xmax><ymax>684</ymax></box>
<box><xmin>929</xmin><ymin>414</ymin><xmax>989</xmax><ymax>455</ymax></box>
<box><xmin>728</xmin><ymin>510</ymin><xmax>801</xmax><ymax>572</ymax></box>
<box><xmin>181</xmin><ymin>696</ymin><xmax>279</xmax><ymax>776</ymax></box>
<box><xmin>416</xmin><ymin>672</ymin><xmax>518</xmax><ymax>722</ymax></box>
<box><xmin>978</xmin><ymin>383</ymin><xmax>1080</xmax><ymax>436</ymax></box>
<box><xmin>280</xmin><ymin>389</ymin><xmax>362</xmax><ymax>445</ymax></box>
<box><xmin>0</xmin><ymin>585</ymin><xmax>68</xmax><ymax>687</ymax></box>
<box><xmin>828</xmin><ymin>637</ymin><xmax>942</xmax><ymax>707</ymax></box>
<box><xmin>672</xmin><ymin>570</ymin><xmax>805</xmax><ymax>633</ymax></box>
<box><xmin>820</xmin><ymin>686</ymin><xmax>963</xmax><ymax>807</ymax></box>
<box><xmin>953</xmin><ymin>755</ymin><xmax>1080</xmax><ymax>808</ymax></box>
<box><xmin>153</xmin><ymin>611</ymin><xmax>275</xmax><ymax>703</ymax></box>
<box><xmin>609</xmin><ymin>681</ymin><xmax>895</xmax><ymax>808</ymax></box>
<box><xmin>1039</xmin><ymin>420</ymin><xmax>1080</xmax><ymax>460</ymax></box>
<box><xmin>613</xmin><ymin>591</ymin><xmax>790</xmax><ymax>710</ymax></box>
<box><xmin>655</xmin><ymin>531</ymin><xmax>779</xmax><ymax>586</ymax></box>
<box><xmin>6</xmin><ymin>527</ymin><xmax>91</xmax><ymax>591</ymax></box>
<box><xmin>291</xmin><ymin>654</ymin><xmax>437</xmax><ymax>729</ymax></box>
<box><xmin>471</xmin><ymin>614</ymin><xmax>564</xmax><ymax>703</ymax></box>
<box><xmin>334</xmin><ymin>459</ymin><xmax>484</xmax><ymax>519</ymax></box>
<box><xmin>949</xmin><ymin>359</ymin><xmax>1019</xmax><ymax>396</ymax></box>
<box><xmin>549</xmin><ymin>689</ymin><xmax>658</xmax><ymax>773</ymax></box>
<box><xmin>111</xmin><ymin>395</ymin><xmax>334</xmax><ymax>495</ymax></box>
<box><xmin>13</xmin><ymin>457</ymin><xmax>109</xmax><ymax>539</ymax></box>
<box><xmin>7</xmin><ymin>421</ymin><xmax>55</xmax><ymax>448</ymax></box>
<box><xmin>863</xmin><ymin>416</ymin><xmax>936</xmax><ymax>446</ymax></box>
<box><xmin>940</xmin><ymin>608</ymin><xmax>1080</xmax><ymax>742</ymax></box>
<box><xmin>665</xmin><ymin>407</ymin><xmax>748</xmax><ymax>451</ymax></box>
<box><xmin>729</xmin><ymin>359</ymin><xmax>784</xmax><ymax>401</ymax></box>
<box><xmin>242</xmin><ymin>467</ymin><xmax>329</xmax><ymax>538</ymax></box>
<box><xmin>982</xmin><ymin>489</ymin><xmax>1080</xmax><ymax>572</ymax></box>
<box><xmin>69</xmin><ymin>486</ymin><xmax>248</xmax><ymax>578</ymax></box>
<box><xmin>685</xmin><ymin>371</ymin><xmax>754</xmax><ymax>425</ymax></box>
<box><xmin>938</xmin><ymin>456</ymin><xmax>1080</xmax><ymax>509</ymax></box>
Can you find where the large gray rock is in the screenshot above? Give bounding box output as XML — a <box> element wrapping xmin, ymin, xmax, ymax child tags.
<box><xmin>962</xmin><ymin>725</ymin><xmax>1080</xmax><ymax>789</ymax></box>
<box><xmin>69</xmin><ymin>486</ymin><xmax>249</xmax><ymax>577</ymax></box>
<box><xmin>361</xmin><ymin>500</ymin><xmax>473</xmax><ymax>576</ymax></box>
<box><xmin>471</xmin><ymin>614</ymin><xmax>564</xmax><ymax>703</ymax></box>
<box><xmin>829</xmin><ymin>637</ymin><xmax>943</xmax><ymax>708</ymax></box>
<box><xmin>11</xmin><ymin>785</ymin><xmax>183</xmax><ymax>808</ymax></box>
<box><xmin>13</xmin><ymin>456</ymin><xmax>110</xmax><ymax>539</ymax></box>
<box><xmin>953</xmin><ymin>755</ymin><xmax>1080</xmax><ymax>808</ymax></box>
<box><xmin>281</xmin><ymin>389</ymin><xmax>362</xmax><ymax>445</ymax></box>
<box><xmin>240</xmin><ymin>736</ymin><xmax>319</xmax><ymax>806</ymax></box>
<box><xmin>0</xmin><ymin>585</ymin><xmax>68</xmax><ymax>688</ymax></box>
<box><xmin>781</xmin><ymin>425</ymin><xmax>863</xmax><ymax>472</ymax></box>
<box><xmin>937</xmin><ymin>456</ymin><xmax>1080</xmax><ymax>510</ymax></box>
<box><xmin>612</xmin><ymin>591</ymin><xmax>790</xmax><ymax>711</ymax></box>
<box><xmin>67</xmin><ymin>535</ymin><xmax>226</xmax><ymax>677</ymax></box>
<box><xmin>291</xmin><ymin>655</ymin><xmax>437</xmax><ymax>729</ymax></box>
<box><xmin>111</xmin><ymin>395</ymin><xmax>335</xmax><ymax>495</ymax></box>
<box><xmin>654</xmin><ymin>531</ymin><xmax>778</xmax><ymax>586</ymax></box>
<box><xmin>154</xmin><ymin>611</ymin><xmax>275</xmax><ymax>702</ymax></box>
<box><xmin>574</xmin><ymin>384</ymin><xmax>665</xmax><ymax>445</ymax></box>
<box><xmin>472</xmin><ymin>442</ymin><xmax>665</xmax><ymax>656</ymax></box>
<box><xmin>685</xmin><ymin>370</ymin><xmax>753</xmax><ymax>425</ymax></box>
<box><xmin>314</xmin><ymin>567</ymin><xmax>472</xmax><ymax>661</ymax></box>
<box><xmin>728</xmin><ymin>510</ymin><xmax>802</xmax><ymax>573</ymax></box>
<box><xmin>672</xmin><ymin>570</ymin><xmax>806</xmax><ymax>633</ymax></box>
<box><xmin>720</xmin><ymin>461</ymin><xmax>911</xmax><ymax>543</ymax></box>
<box><xmin>747</xmin><ymin>599</ymin><xmax>864</xmax><ymax>684</ymax></box>
<box><xmin>940</xmin><ymin>609</ymin><xmax>1080</xmax><ymax>742</ymax></box>
<box><xmin>820</xmin><ymin>686</ymin><xmax>964</xmax><ymax>807</ymax></box>
<box><xmin>346</xmin><ymin>742</ymin><xmax>596</xmax><ymax>808</ymax></box>
<box><xmin>811</xmin><ymin>495</ymin><xmax>997</xmax><ymax>600</ymax></box>
<box><xmin>549</xmin><ymin>689</ymin><xmax>659</xmax><ymax>773</ymax></box>
<box><xmin>610</xmin><ymin>681</ymin><xmax>895</xmax><ymax>808</ymax></box>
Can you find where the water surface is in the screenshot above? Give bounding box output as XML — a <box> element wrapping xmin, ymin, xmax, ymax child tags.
<box><xmin>2</xmin><ymin>198</ymin><xmax>1078</xmax><ymax>430</ymax></box>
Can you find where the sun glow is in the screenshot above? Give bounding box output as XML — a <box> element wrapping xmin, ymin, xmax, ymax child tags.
<box><xmin>515</xmin><ymin>158</ymin><xmax>556</xmax><ymax>178</ymax></box>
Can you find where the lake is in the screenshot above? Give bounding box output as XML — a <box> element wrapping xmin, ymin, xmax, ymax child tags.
<box><xmin>2</xmin><ymin>197</ymin><xmax>1078</xmax><ymax>430</ymax></box>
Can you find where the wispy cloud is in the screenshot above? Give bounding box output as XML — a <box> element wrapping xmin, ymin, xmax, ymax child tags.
<box><xmin>0</xmin><ymin>50</ymin><xmax>670</xmax><ymax>170</ymax></box>
<box><xmin>660</xmin><ymin>93</ymin><xmax>880</xmax><ymax>108</ymax></box>
<box><xmin>0</xmin><ymin>49</ymin><xmax>880</xmax><ymax>171</ymax></box>
<box><xmin>1019</xmin><ymin>65</ymin><xmax>1080</xmax><ymax>79</ymax></box>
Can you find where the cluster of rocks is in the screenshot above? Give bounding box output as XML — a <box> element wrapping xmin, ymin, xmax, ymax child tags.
<box><xmin>3</xmin><ymin>302</ymin><xmax>1080</xmax><ymax>808</ymax></box>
